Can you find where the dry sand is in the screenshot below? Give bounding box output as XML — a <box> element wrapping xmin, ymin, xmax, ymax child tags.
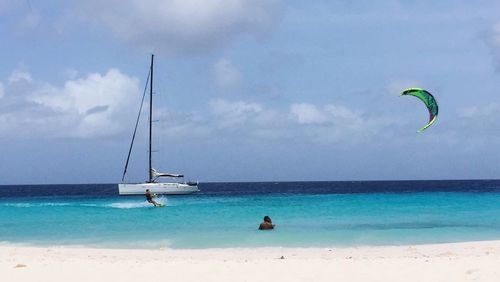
<box><xmin>2</xmin><ymin>241</ymin><xmax>500</xmax><ymax>282</ymax></box>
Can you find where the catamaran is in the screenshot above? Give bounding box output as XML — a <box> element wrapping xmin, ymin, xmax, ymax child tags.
<box><xmin>118</xmin><ymin>54</ymin><xmax>199</xmax><ymax>195</ymax></box>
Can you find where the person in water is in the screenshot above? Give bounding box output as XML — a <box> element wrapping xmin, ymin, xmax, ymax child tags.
<box><xmin>259</xmin><ymin>215</ymin><xmax>275</xmax><ymax>230</ymax></box>
<box><xmin>145</xmin><ymin>189</ymin><xmax>160</xmax><ymax>207</ymax></box>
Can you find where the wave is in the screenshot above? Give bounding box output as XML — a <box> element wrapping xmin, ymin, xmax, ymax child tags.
<box><xmin>106</xmin><ymin>198</ymin><xmax>169</xmax><ymax>209</ymax></box>
<box><xmin>1</xmin><ymin>200</ymin><xmax>168</xmax><ymax>209</ymax></box>
<box><xmin>1</xmin><ymin>202</ymin><xmax>71</xmax><ymax>208</ymax></box>
<box><xmin>106</xmin><ymin>202</ymin><xmax>153</xmax><ymax>209</ymax></box>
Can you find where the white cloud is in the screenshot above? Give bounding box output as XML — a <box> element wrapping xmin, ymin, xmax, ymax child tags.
<box><xmin>209</xmin><ymin>98</ymin><xmax>264</xmax><ymax>127</ymax></box>
<box><xmin>15</xmin><ymin>8</ymin><xmax>40</xmax><ymax>33</ymax></box>
<box><xmin>31</xmin><ymin>69</ymin><xmax>140</xmax><ymax>138</ymax></box>
<box><xmin>75</xmin><ymin>0</ymin><xmax>281</xmax><ymax>54</ymax></box>
<box><xmin>491</xmin><ymin>22</ymin><xmax>500</xmax><ymax>46</ymax></box>
<box><xmin>213</xmin><ymin>58</ymin><xmax>241</xmax><ymax>89</ymax></box>
<box><xmin>458</xmin><ymin>103</ymin><xmax>500</xmax><ymax>119</ymax></box>
<box><xmin>324</xmin><ymin>104</ymin><xmax>363</xmax><ymax>127</ymax></box>
<box><xmin>8</xmin><ymin>69</ymin><xmax>32</xmax><ymax>83</ymax></box>
<box><xmin>153</xmin><ymin>98</ymin><xmax>281</xmax><ymax>143</ymax></box>
<box><xmin>0</xmin><ymin>70</ymin><xmax>440</xmax><ymax>145</ymax></box>
<box><xmin>0</xmin><ymin>82</ymin><xmax>4</xmax><ymax>98</ymax></box>
<box><xmin>0</xmin><ymin>2</ymin><xmax>41</xmax><ymax>34</ymax></box>
<box><xmin>289</xmin><ymin>103</ymin><xmax>326</xmax><ymax>124</ymax></box>
<box><xmin>486</xmin><ymin>21</ymin><xmax>500</xmax><ymax>71</ymax></box>
<box><xmin>0</xmin><ymin>68</ymin><xmax>140</xmax><ymax>139</ymax></box>
<box><xmin>157</xmin><ymin>99</ymin><xmax>381</xmax><ymax>144</ymax></box>
<box><xmin>154</xmin><ymin>109</ymin><xmax>211</xmax><ymax>142</ymax></box>
<box><xmin>64</xmin><ymin>68</ymin><xmax>79</xmax><ymax>80</ymax></box>
<box><xmin>287</xmin><ymin>102</ymin><xmax>386</xmax><ymax>143</ymax></box>
<box><xmin>289</xmin><ymin>103</ymin><xmax>364</xmax><ymax>127</ymax></box>
<box><xmin>458</xmin><ymin>106</ymin><xmax>480</xmax><ymax>119</ymax></box>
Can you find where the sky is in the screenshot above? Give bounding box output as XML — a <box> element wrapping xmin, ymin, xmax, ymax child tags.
<box><xmin>1</xmin><ymin>0</ymin><xmax>500</xmax><ymax>184</ymax></box>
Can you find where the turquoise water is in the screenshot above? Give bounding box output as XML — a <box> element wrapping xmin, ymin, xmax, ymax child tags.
<box><xmin>2</xmin><ymin>183</ymin><xmax>500</xmax><ymax>249</ymax></box>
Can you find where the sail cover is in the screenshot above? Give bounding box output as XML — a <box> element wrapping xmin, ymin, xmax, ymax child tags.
<box><xmin>151</xmin><ymin>168</ymin><xmax>184</xmax><ymax>178</ymax></box>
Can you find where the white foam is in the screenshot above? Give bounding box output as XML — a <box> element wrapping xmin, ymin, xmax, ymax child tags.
<box><xmin>3</xmin><ymin>203</ymin><xmax>32</xmax><ymax>208</ymax></box>
<box><xmin>2</xmin><ymin>200</ymin><xmax>169</xmax><ymax>209</ymax></box>
<box><xmin>79</xmin><ymin>203</ymin><xmax>99</xmax><ymax>207</ymax></box>
<box><xmin>103</xmin><ymin>195</ymin><xmax>170</xmax><ymax>209</ymax></box>
<box><xmin>106</xmin><ymin>201</ymin><xmax>154</xmax><ymax>209</ymax></box>
<box><xmin>2</xmin><ymin>202</ymin><xmax>70</xmax><ymax>208</ymax></box>
<box><xmin>39</xmin><ymin>203</ymin><xmax>71</xmax><ymax>207</ymax></box>
<box><xmin>155</xmin><ymin>196</ymin><xmax>169</xmax><ymax>206</ymax></box>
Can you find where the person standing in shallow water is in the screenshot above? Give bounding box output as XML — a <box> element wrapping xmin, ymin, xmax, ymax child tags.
<box><xmin>259</xmin><ymin>216</ymin><xmax>275</xmax><ymax>230</ymax></box>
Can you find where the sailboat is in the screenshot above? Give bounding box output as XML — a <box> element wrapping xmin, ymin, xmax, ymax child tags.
<box><xmin>118</xmin><ymin>54</ymin><xmax>199</xmax><ymax>195</ymax></box>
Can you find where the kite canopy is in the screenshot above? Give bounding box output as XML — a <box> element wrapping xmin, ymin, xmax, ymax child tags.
<box><xmin>400</xmin><ymin>88</ymin><xmax>438</xmax><ymax>133</ymax></box>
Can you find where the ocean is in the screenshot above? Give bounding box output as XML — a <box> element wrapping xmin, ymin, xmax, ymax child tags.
<box><xmin>1</xmin><ymin>180</ymin><xmax>500</xmax><ymax>249</ymax></box>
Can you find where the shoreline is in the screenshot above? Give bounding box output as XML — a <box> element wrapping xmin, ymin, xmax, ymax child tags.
<box><xmin>3</xmin><ymin>240</ymin><xmax>500</xmax><ymax>281</ymax></box>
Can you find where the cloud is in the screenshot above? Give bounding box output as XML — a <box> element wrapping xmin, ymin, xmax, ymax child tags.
<box><xmin>486</xmin><ymin>21</ymin><xmax>500</xmax><ymax>71</ymax></box>
<box><xmin>74</xmin><ymin>0</ymin><xmax>282</xmax><ymax>55</ymax></box>
<box><xmin>0</xmin><ymin>69</ymin><xmax>458</xmax><ymax>147</ymax></box>
<box><xmin>213</xmin><ymin>58</ymin><xmax>242</xmax><ymax>90</ymax></box>
<box><xmin>209</xmin><ymin>98</ymin><xmax>265</xmax><ymax>128</ymax></box>
<box><xmin>0</xmin><ymin>1</ymin><xmax>42</xmax><ymax>35</ymax></box>
<box><xmin>64</xmin><ymin>68</ymin><xmax>79</xmax><ymax>80</ymax></box>
<box><xmin>289</xmin><ymin>103</ymin><xmax>327</xmax><ymax>124</ymax></box>
<box><xmin>288</xmin><ymin>102</ymin><xmax>376</xmax><ymax>143</ymax></box>
<box><xmin>289</xmin><ymin>103</ymin><xmax>363</xmax><ymax>127</ymax></box>
<box><xmin>491</xmin><ymin>22</ymin><xmax>500</xmax><ymax>44</ymax></box>
<box><xmin>160</xmin><ymin>99</ymin><xmax>379</xmax><ymax>144</ymax></box>
<box><xmin>31</xmin><ymin>69</ymin><xmax>140</xmax><ymax>138</ymax></box>
<box><xmin>452</xmin><ymin>103</ymin><xmax>500</xmax><ymax>147</ymax></box>
<box><xmin>150</xmin><ymin>98</ymin><xmax>390</xmax><ymax>145</ymax></box>
<box><xmin>0</xmin><ymin>68</ymin><xmax>140</xmax><ymax>139</ymax></box>
<box><xmin>0</xmin><ymin>67</ymin><xmax>458</xmax><ymax>148</ymax></box>
<box><xmin>458</xmin><ymin>103</ymin><xmax>500</xmax><ymax>121</ymax></box>
<box><xmin>15</xmin><ymin>7</ymin><xmax>40</xmax><ymax>33</ymax></box>
<box><xmin>154</xmin><ymin>98</ymin><xmax>286</xmax><ymax>143</ymax></box>
<box><xmin>8</xmin><ymin>69</ymin><xmax>32</xmax><ymax>83</ymax></box>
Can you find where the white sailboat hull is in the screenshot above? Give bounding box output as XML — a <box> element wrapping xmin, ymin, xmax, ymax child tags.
<box><xmin>118</xmin><ymin>182</ymin><xmax>199</xmax><ymax>195</ymax></box>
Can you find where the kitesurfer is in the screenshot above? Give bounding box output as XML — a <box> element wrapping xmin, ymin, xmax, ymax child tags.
<box><xmin>259</xmin><ymin>216</ymin><xmax>275</xmax><ymax>230</ymax></box>
<box><xmin>145</xmin><ymin>189</ymin><xmax>160</xmax><ymax>207</ymax></box>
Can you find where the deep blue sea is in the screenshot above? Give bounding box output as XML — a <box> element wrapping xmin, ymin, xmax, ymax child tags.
<box><xmin>1</xmin><ymin>180</ymin><xmax>500</xmax><ymax>249</ymax></box>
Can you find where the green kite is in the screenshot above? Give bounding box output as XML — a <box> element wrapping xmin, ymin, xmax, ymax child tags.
<box><xmin>400</xmin><ymin>88</ymin><xmax>438</xmax><ymax>133</ymax></box>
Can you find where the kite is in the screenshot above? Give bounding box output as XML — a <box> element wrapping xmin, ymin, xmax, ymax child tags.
<box><xmin>400</xmin><ymin>88</ymin><xmax>438</xmax><ymax>133</ymax></box>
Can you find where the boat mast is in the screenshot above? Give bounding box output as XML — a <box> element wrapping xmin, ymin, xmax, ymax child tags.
<box><xmin>148</xmin><ymin>54</ymin><xmax>154</xmax><ymax>183</ymax></box>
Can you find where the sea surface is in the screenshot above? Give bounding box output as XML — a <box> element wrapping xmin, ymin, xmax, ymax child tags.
<box><xmin>1</xmin><ymin>180</ymin><xmax>500</xmax><ymax>249</ymax></box>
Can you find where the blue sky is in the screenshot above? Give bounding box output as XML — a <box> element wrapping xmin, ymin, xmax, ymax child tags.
<box><xmin>1</xmin><ymin>0</ymin><xmax>500</xmax><ymax>184</ymax></box>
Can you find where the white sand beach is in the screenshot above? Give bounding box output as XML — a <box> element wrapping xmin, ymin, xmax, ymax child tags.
<box><xmin>2</xmin><ymin>241</ymin><xmax>500</xmax><ymax>282</ymax></box>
